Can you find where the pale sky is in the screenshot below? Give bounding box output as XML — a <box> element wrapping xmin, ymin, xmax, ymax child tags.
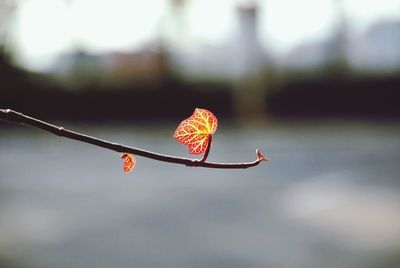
<box><xmin>12</xmin><ymin>0</ymin><xmax>400</xmax><ymax>70</ymax></box>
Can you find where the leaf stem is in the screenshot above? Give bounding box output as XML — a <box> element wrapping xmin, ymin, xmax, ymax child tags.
<box><xmin>199</xmin><ymin>134</ymin><xmax>212</xmax><ymax>162</ymax></box>
<box><xmin>0</xmin><ymin>109</ymin><xmax>268</xmax><ymax>169</ymax></box>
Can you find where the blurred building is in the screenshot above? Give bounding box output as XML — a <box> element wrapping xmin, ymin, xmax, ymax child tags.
<box><xmin>170</xmin><ymin>1</ymin><xmax>269</xmax><ymax>80</ymax></box>
<box><xmin>284</xmin><ymin>19</ymin><xmax>400</xmax><ymax>73</ymax></box>
<box><xmin>348</xmin><ymin>20</ymin><xmax>400</xmax><ymax>71</ymax></box>
<box><xmin>50</xmin><ymin>42</ymin><xmax>169</xmax><ymax>88</ymax></box>
<box><xmin>233</xmin><ymin>2</ymin><xmax>267</xmax><ymax>78</ymax></box>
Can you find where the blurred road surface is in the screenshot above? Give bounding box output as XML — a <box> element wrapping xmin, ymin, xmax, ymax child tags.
<box><xmin>1</xmin><ymin>121</ymin><xmax>400</xmax><ymax>268</ymax></box>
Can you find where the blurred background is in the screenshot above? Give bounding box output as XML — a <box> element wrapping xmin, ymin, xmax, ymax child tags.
<box><xmin>1</xmin><ymin>0</ymin><xmax>400</xmax><ymax>267</ymax></box>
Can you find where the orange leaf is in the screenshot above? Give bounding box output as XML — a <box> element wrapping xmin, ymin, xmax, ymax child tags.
<box><xmin>174</xmin><ymin>108</ymin><xmax>218</xmax><ymax>154</ymax></box>
<box><xmin>121</xmin><ymin>153</ymin><xmax>136</xmax><ymax>172</ymax></box>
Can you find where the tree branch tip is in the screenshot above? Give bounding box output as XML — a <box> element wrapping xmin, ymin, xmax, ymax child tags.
<box><xmin>256</xmin><ymin>149</ymin><xmax>270</xmax><ymax>162</ymax></box>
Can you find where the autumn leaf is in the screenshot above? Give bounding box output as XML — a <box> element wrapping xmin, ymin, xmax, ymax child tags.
<box><xmin>121</xmin><ymin>153</ymin><xmax>136</xmax><ymax>172</ymax></box>
<box><xmin>174</xmin><ymin>108</ymin><xmax>218</xmax><ymax>155</ymax></box>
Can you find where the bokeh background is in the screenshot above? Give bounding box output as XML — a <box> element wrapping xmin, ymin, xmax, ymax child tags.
<box><xmin>1</xmin><ymin>0</ymin><xmax>400</xmax><ymax>267</ymax></box>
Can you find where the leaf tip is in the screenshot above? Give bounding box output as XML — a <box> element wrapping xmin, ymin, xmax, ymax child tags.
<box><xmin>256</xmin><ymin>149</ymin><xmax>270</xmax><ymax>162</ymax></box>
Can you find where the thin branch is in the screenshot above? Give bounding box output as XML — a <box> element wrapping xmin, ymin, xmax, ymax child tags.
<box><xmin>0</xmin><ymin>109</ymin><xmax>268</xmax><ymax>169</ymax></box>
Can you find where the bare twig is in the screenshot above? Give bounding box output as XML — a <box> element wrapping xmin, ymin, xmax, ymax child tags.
<box><xmin>0</xmin><ymin>109</ymin><xmax>268</xmax><ymax>169</ymax></box>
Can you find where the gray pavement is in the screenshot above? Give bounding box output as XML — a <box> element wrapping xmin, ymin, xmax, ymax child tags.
<box><xmin>1</xmin><ymin>121</ymin><xmax>400</xmax><ymax>268</ymax></box>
